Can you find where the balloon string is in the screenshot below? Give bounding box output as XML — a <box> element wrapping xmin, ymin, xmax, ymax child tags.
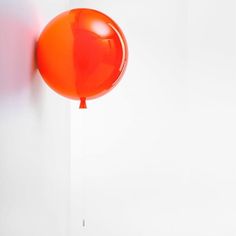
<box><xmin>79</xmin><ymin>98</ymin><xmax>87</xmax><ymax>109</ymax></box>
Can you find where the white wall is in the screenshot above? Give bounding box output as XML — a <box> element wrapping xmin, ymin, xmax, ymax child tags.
<box><xmin>0</xmin><ymin>1</ymin><xmax>70</xmax><ymax>236</ymax></box>
<box><xmin>70</xmin><ymin>0</ymin><xmax>236</xmax><ymax>235</ymax></box>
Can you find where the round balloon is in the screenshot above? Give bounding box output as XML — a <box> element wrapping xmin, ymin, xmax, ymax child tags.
<box><xmin>37</xmin><ymin>8</ymin><xmax>128</xmax><ymax>108</ymax></box>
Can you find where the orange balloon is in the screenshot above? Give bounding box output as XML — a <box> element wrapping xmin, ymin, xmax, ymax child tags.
<box><xmin>37</xmin><ymin>8</ymin><xmax>128</xmax><ymax>108</ymax></box>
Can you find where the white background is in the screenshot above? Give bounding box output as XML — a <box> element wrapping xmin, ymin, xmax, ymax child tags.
<box><xmin>0</xmin><ymin>1</ymin><xmax>70</xmax><ymax>236</ymax></box>
<box><xmin>70</xmin><ymin>0</ymin><xmax>236</xmax><ymax>235</ymax></box>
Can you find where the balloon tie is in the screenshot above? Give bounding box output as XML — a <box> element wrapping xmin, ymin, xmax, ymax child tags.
<box><xmin>79</xmin><ymin>97</ymin><xmax>87</xmax><ymax>109</ymax></box>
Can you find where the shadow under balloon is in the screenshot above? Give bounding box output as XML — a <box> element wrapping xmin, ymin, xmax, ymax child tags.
<box><xmin>0</xmin><ymin>0</ymin><xmax>42</xmax><ymax>106</ymax></box>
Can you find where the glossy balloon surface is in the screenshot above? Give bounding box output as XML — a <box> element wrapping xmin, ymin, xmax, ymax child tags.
<box><xmin>37</xmin><ymin>8</ymin><xmax>128</xmax><ymax>106</ymax></box>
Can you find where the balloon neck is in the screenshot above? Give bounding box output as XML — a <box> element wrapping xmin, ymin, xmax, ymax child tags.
<box><xmin>79</xmin><ymin>98</ymin><xmax>87</xmax><ymax>109</ymax></box>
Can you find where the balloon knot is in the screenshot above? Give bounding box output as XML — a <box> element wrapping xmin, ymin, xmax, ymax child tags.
<box><xmin>79</xmin><ymin>98</ymin><xmax>87</xmax><ymax>109</ymax></box>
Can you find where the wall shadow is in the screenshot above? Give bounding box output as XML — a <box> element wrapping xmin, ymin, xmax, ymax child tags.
<box><xmin>0</xmin><ymin>0</ymin><xmax>40</xmax><ymax>103</ymax></box>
